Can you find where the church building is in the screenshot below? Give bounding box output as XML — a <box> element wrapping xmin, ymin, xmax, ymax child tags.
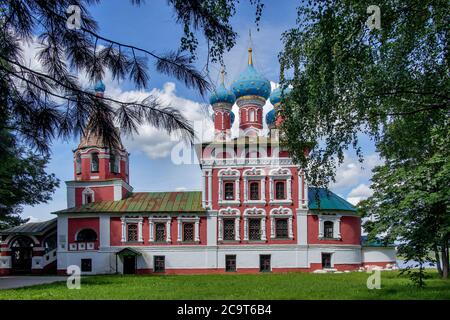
<box><xmin>0</xmin><ymin>47</ymin><xmax>396</xmax><ymax>275</ymax></box>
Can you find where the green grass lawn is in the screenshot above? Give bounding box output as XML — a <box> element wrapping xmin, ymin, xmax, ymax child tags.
<box><xmin>1</xmin><ymin>270</ymin><xmax>449</xmax><ymax>300</ymax></box>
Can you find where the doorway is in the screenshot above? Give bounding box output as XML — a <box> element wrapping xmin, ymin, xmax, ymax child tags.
<box><xmin>259</xmin><ymin>255</ymin><xmax>271</xmax><ymax>272</ymax></box>
<box><xmin>322</xmin><ymin>253</ymin><xmax>332</xmax><ymax>269</ymax></box>
<box><xmin>154</xmin><ymin>256</ymin><xmax>165</xmax><ymax>273</ymax></box>
<box><xmin>123</xmin><ymin>256</ymin><xmax>136</xmax><ymax>274</ymax></box>
<box><xmin>11</xmin><ymin>237</ymin><xmax>34</xmax><ymax>274</ymax></box>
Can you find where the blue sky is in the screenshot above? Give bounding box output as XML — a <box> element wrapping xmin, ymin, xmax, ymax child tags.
<box><xmin>21</xmin><ymin>0</ymin><xmax>380</xmax><ymax>222</ymax></box>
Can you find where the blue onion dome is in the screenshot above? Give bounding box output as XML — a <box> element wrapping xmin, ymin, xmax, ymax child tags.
<box><xmin>270</xmin><ymin>86</ymin><xmax>292</xmax><ymax>106</ymax></box>
<box><xmin>265</xmin><ymin>109</ymin><xmax>276</xmax><ymax>127</ymax></box>
<box><xmin>231</xmin><ymin>48</ymin><xmax>271</xmax><ymax>101</ymax></box>
<box><xmin>230</xmin><ymin>111</ymin><xmax>235</xmax><ymax>125</ymax></box>
<box><xmin>209</xmin><ymin>83</ymin><xmax>236</xmax><ymax>105</ymax></box>
<box><xmin>94</xmin><ymin>80</ymin><xmax>106</xmax><ymax>93</ymax></box>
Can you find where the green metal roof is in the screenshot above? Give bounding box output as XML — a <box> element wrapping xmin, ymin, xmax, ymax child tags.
<box><xmin>361</xmin><ymin>236</ymin><xmax>396</xmax><ymax>248</ymax></box>
<box><xmin>0</xmin><ymin>218</ymin><xmax>57</xmax><ymax>235</ymax></box>
<box><xmin>308</xmin><ymin>187</ymin><xmax>356</xmax><ymax>212</ymax></box>
<box><xmin>54</xmin><ymin>191</ymin><xmax>205</xmax><ymax>214</ymax></box>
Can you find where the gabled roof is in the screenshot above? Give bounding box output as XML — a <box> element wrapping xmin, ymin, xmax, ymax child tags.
<box><xmin>0</xmin><ymin>218</ymin><xmax>57</xmax><ymax>236</ymax></box>
<box><xmin>53</xmin><ymin>191</ymin><xmax>205</xmax><ymax>214</ymax></box>
<box><xmin>116</xmin><ymin>247</ymin><xmax>142</xmax><ymax>256</ymax></box>
<box><xmin>308</xmin><ymin>187</ymin><xmax>356</xmax><ymax>212</ymax></box>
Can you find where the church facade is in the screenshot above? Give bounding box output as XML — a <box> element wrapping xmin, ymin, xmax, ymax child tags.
<box><xmin>0</xmin><ymin>48</ymin><xmax>395</xmax><ymax>275</ymax></box>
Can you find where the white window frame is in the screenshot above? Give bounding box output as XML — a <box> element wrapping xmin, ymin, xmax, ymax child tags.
<box><xmin>243</xmin><ymin>167</ymin><xmax>266</xmax><ymax>205</ymax></box>
<box><xmin>218</xmin><ymin>168</ymin><xmax>240</xmax><ymax>205</ymax></box>
<box><xmin>269</xmin><ymin>167</ymin><xmax>292</xmax><ymax>205</ymax></box>
<box><xmin>148</xmin><ymin>215</ymin><xmax>171</xmax><ymax>243</ymax></box>
<box><xmin>269</xmin><ymin>207</ymin><xmax>294</xmax><ymax>239</ymax></box>
<box><xmin>243</xmin><ymin>207</ymin><xmax>266</xmax><ymax>241</ymax></box>
<box><xmin>177</xmin><ymin>216</ymin><xmax>200</xmax><ymax>243</ymax></box>
<box><xmin>120</xmin><ymin>216</ymin><xmax>144</xmax><ymax>243</ymax></box>
<box><xmin>218</xmin><ymin>207</ymin><xmax>240</xmax><ymax>242</ymax></box>
<box><xmin>318</xmin><ymin>215</ymin><xmax>341</xmax><ymax>240</ymax></box>
<box><xmin>82</xmin><ymin>187</ymin><xmax>95</xmax><ymax>205</ymax></box>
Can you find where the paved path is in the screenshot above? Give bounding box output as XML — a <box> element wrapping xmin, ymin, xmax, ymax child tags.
<box><xmin>0</xmin><ymin>276</ymin><xmax>67</xmax><ymax>290</ymax></box>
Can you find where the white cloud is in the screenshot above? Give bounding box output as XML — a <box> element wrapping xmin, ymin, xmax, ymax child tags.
<box><xmin>331</xmin><ymin>153</ymin><xmax>383</xmax><ymax>189</ymax></box>
<box><xmin>346</xmin><ymin>183</ymin><xmax>374</xmax><ymax>205</ymax></box>
<box><xmin>26</xmin><ymin>216</ymin><xmax>41</xmax><ymax>223</ymax></box>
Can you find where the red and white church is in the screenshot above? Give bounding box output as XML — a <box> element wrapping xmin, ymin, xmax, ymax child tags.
<box><xmin>0</xmin><ymin>47</ymin><xmax>395</xmax><ymax>275</ymax></box>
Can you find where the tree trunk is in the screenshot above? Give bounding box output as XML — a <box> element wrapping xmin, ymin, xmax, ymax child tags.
<box><xmin>441</xmin><ymin>241</ymin><xmax>449</xmax><ymax>279</ymax></box>
<box><xmin>434</xmin><ymin>246</ymin><xmax>443</xmax><ymax>276</ymax></box>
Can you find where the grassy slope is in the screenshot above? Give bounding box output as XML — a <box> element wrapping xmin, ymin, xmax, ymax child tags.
<box><xmin>1</xmin><ymin>271</ymin><xmax>449</xmax><ymax>300</ymax></box>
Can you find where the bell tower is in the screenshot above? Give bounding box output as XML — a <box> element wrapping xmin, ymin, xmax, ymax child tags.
<box><xmin>66</xmin><ymin>81</ymin><xmax>133</xmax><ymax>208</ymax></box>
<box><xmin>210</xmin><ymin>68</ymin><xmax>236</xmax><ymax>141</ymax></box>
<box><xmin>231</xmin><ymin>45</ymin><xmax>271</xmax><ymax>137</ymax></box>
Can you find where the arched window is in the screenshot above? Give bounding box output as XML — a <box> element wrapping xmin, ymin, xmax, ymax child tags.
<box><xmin>109</xmin><ymin>153</ymin><xmax>120</xmax><ymax>174</ymax></box>
<box><xmin>82</xmin><ymin>188</ymin><xmax>94</xmax><ymax>204</ymax></box>
<box><xmin>91</xmin><ymin>152</ymin><xmax>99</xmax><ymax>172</ymax></box>
<box><xmin>76</xmin><ymin>229</ymin><xmax>97</xmax><ymax>242</ymax></box>
<box><xmin>324</xmin><ymin>221</ymin><xmax>334</xmax><ymax>238</ymax></box>
<box><xmin>224</xmin><ymin>182</ymin><xmax>234</xmax><ymax>200</ymax></box>
<box><xmin>43</xmin><ymin>234</ymin><xmax>57</xmax><ymax>253</ymax></box>
<box><xmin>250</xmin><ymin>182</ymin><xmax>259</xmax><ymax>200</ymax></box>
<box><xmin>75</xmin><ymin>154</ymin><xmax>82</xmax><ymax>174</ymax></box>
<box><xmin>249</xmin><ymin>109</ymin><xmax>255</xmax><ymax>122</ymax></box>
<box><xmin>275</xmin><ymin>182</ymin><xmax>285</xmax><ymax>200</ymax></box>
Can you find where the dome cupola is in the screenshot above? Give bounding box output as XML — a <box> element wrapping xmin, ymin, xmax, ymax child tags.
<box><xmin>270</xmin><ymin>86</ymin><xmax>291</xmax><ymax>108</ymax></box>
<box><xmin>94</xmin><ymin>80</ymin><xmax>106</xmax><ymax>93</ymax></box>
<box><xmin>265</xmin><ymin>109</ymin><xmax>276</xmax><ymax>129</ymax></box>
<box><xmin>231</xmin><ymin>47</ymin><xmax>271</xmax><ymax>102</ymax></box>
<box><xmin>209</xmin><ymin>84</ymin><xmax>236</xmax><ymax>106</ymax></box>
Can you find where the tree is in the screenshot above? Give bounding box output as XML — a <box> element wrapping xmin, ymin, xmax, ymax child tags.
<box><xmin>360</xmin><ymin>124</ymin><xmax>450</xmax><ymax>284</ymax></box>
<box><xmin>279</xmin><ymin>0</ymin><xmax>449</xmax><ymax>188</ymax></box>
<box><xmin>0</xmin><ymin>127</ymin><xmax>59</xmax><ymax>229</ymax></box>
<box><xmin>278</xmin><ymin>0</ymin><xmax>449</xmax><ymax>285</ymax></box>
<box><xmin>1</xmin><ymin>0</ymin><xmax>264</xmax><ymax>152</ymax></box>
<box><xmin>0</xmin><ymin>0</ymin><xmax>262</xmax><ymax>224</ymax></box>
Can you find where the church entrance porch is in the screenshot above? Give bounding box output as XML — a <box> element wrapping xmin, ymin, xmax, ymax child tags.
<box><xmin>116</xmin><ymin>247</ymin><xmax>141</xmax><ymax>275</ymax></box>
<box><xmin>11</xmin><ymin>237</ymin><xmax>34</xmax><ymax>274</ymax></box>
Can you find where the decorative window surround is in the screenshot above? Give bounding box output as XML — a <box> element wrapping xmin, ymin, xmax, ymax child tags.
<box><xmin>243</xmin><ymin>207</ymin><xmax>266</xmax><ymax>241</ymax></box>
<box><xmin>82</xmin><ymin>187</ymin><xmax>95</xmax><ymax>205</ymax></box>
<box><xmin>297</xmin><ymin>168</ymin><xmax>309</xmax><ymax>209</ymax></box>
<box><xmin>218</xmin><ymin>207</ymin><xmax>240</xmax><ymax>242</ymax></box>
<box><xmin>120</xmin><ymin>216</ymin><xmax>144</xmax><ymax>243</ymax></box>
<box><xmin>148</xmin><ymin>216</ymin><xmax>171</xmax><ymax>243</ymax></box>
<box><xmin>218</xmin><ymin>168</ymin><xmax>240</xmax><ymax>205</ymax></box>
<box><xmin>269</xmin><ymin>207</ymin><xmax>294</xmax><ymax>239</ymax></box>
<box><xmin>318</xmin><ymin>215</ymin><xmax>342</xmax><ymax>240</ymax></box>
<box><xmin>177</xmin><ymin>216</ymin><xmax>200</xmax><ymax>243</ymax></box>
<box><xmin>269</xmin><ymin>167</ymin><xmax>292</xmax><ymax>205</ymax></box>
<box><xmin>243</xmin><ymin>167</ymin><xmax>266</xmax><ymax>205</ymax></box>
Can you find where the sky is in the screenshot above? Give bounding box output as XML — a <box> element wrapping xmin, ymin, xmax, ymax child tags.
<box><xmin>21</xmin><ymin>0</ymin><xmax>381</xmax><ymax>222</ymax></box>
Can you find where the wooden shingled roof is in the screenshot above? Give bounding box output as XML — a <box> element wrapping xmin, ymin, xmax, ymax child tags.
<box><xmin>53</xmin><ymin>191</ymin><xmax>205</xmax><ymax>214</ymax></box>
